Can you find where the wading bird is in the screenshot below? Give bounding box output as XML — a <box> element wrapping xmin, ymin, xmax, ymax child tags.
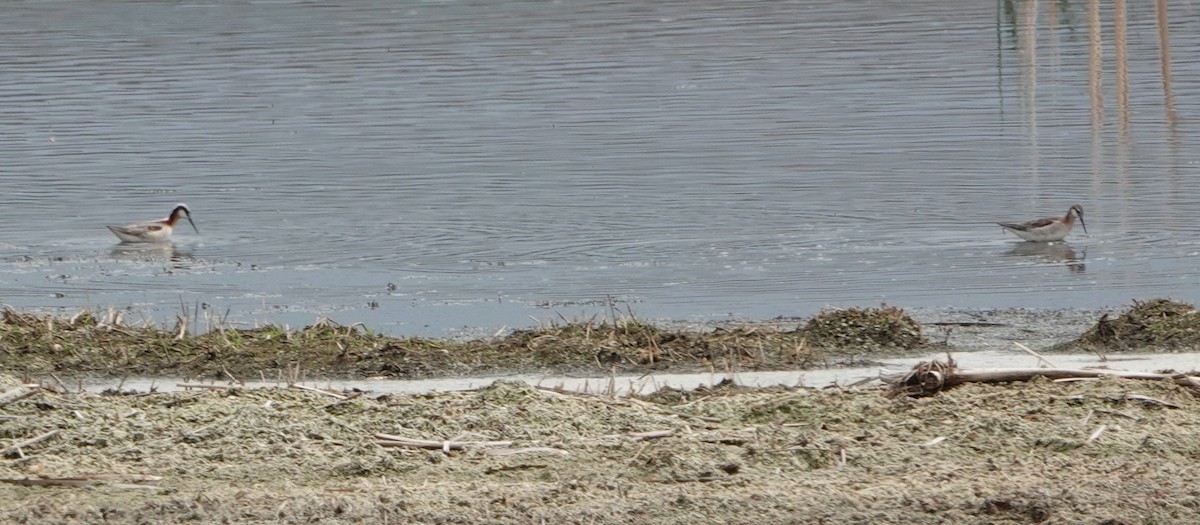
<box><xmin>998</xmin><ymin>204</ymin><xmax>1086</xmax><ymax>242</ymax></box>
<box><xmin>107</xmin><ymin>203</ymin><xmax>199</xmax><ymax>243</ymax></box>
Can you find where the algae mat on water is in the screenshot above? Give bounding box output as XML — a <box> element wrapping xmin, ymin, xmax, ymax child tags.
<box><xmin>1</xmin><ymin>374</ymin><xmax>1198</xmax><ymax>523</ymax></box>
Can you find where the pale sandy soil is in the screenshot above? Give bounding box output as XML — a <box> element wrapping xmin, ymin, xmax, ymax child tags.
<box><xmin>2</xmin><ymin>357</ymin><xmax>1197</xmax><ymax>524</ymax></box>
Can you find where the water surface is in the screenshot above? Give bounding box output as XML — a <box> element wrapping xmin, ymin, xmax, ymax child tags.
<box><xmin>1</xmin><ymin>1</ymin><xmax>1198</xmax><ymax>336</ymax></box>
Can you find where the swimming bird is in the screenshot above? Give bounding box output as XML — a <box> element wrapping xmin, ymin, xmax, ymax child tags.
<box><xmin>998</xmin><ymin>204</ymin><xmax>1086</xmax><ymax>242</ymax></box>
<box><xmin>106</xmin><ymin>203</ymin><xmax>199</xmax><ymax>243</ymax></box>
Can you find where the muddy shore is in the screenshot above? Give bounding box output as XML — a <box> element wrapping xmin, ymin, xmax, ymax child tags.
<box><xmin>3</xmin><ymin>304</ymin><xmax>1199</xmax><ymax>524</ymax></box>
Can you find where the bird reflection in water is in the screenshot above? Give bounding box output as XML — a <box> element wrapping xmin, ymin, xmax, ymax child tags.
<box><xmin>110</xmin><ymin>242</ymin><xmax>194</xmax><ymax>268</ymax></box>
<box><xmin>1005</xmin><ymin>242</ymin><xmax>1085</xmax><ymax>273</ymax></box>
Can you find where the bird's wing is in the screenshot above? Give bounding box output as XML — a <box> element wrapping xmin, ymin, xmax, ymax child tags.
<box><xmin>998</xmin><ymin>217</ymin><xmax>1055</xmax><ymax>231</ymax></box>
<box><xmin>107</xmin><ymin>223</ymin><xmax>165</xmax><ymax>236</ymax></box>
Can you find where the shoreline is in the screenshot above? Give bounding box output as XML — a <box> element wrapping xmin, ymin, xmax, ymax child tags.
<box><xmin>0</xmin><ymin>305</ymin><xmax>1129</xmax><ymax>382</ymax></box>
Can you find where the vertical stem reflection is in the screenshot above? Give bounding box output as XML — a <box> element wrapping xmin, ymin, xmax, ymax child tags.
<box><xmin>1087</xmin><ymin>0</ymin><xmax>1103</xmax><ymax>134</ymax></box>
<box><xmin>1113</xmin><ymin>0</ymin><xmax>1129</xmax><ymax>133</ymax></box>
<box><xmin>1019</xmin><ymin>0</ymin><xmax>1039</xmax><ymax>180</ymax></box>
<box><xmin>1156</xmin><ymin>0</ymin><xmax>1177</xmax><ymax>133</ymax></box>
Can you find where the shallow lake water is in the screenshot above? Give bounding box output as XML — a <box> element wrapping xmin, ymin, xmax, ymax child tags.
<box><xmin>1</xmin><ymin>0</ymin><xmax>1198</xmax><ymax>336</ymax></box>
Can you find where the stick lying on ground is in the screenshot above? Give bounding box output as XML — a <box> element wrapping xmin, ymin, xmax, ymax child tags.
<box><xmin>0</xmin><ymin>386</ymin><xmax>38</xmax><ymax>408</ymax></box>
<box><xmin>886</xmin><ymin>357</ymin><xmax>1200</xmax><ymax>397</ymax></box>
<box><xmin>374</xmin><ymin>433</ymin><xmax>513</xmax><ymax>453</ymax></box>
<box><xmin>0</xmin><ymin>430</ymin><xmax>58</xmax><ymax>458</ymax></box>
<box><xmin>0</xmin><ymin>473</ymin><xmax>161</xmax><ymax>488</ymax></box>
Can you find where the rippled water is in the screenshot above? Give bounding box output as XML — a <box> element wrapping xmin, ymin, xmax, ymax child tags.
<box><xmin>1</xmin><ymin>1</ymin><xmax>1198</xmax><ymax>336</ymax></box>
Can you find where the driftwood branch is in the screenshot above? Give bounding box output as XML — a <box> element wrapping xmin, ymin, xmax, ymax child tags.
<box><xmin>888</xmin><ymin>358</ymin><xmax>1200</xmax><ymax>397</ymax></box>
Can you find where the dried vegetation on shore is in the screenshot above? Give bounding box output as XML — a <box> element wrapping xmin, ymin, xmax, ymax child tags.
<box><xmin>0</xmin><ymin>305</ymin><xmax>932</xmax><ymax>380</ymax></box>
<box><xmin>3</xmin><ymin>300</ymin><xmax>1200</xmax><ymax>523</ymax></box>
<box><xmin>2</xmin><ymin>371</ymin><xmax>1199</xmax><ymax>524</ymax></box>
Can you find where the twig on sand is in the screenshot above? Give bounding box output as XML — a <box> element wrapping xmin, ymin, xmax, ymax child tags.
<box><xmin>176</xmin><ymin>383</ymin><xmax>231</xmax><ymax>391</ymax></box>
<box><xmin>1</xmin><ymin>430</ymin><xmax>59</xmax><ymax>457</ymax></box>
<box><xmin>323</xmin><ymin>391</ymin><xmax>364</xmax><ymax>409</ymax></box>
<box><xmin>0</xmin><ymin>473</ymin><xmax>161</xmax><ymax>488</ymax></box>
<box><xmin>657</xmin><ymin>475</ymin><xmax>726</xmax><ymax>484</ymax></box>
<box><xmin>47</xmin><ymin>373</ymin><xmax>71</xmax><ymax>394</ymax></box>
<box><xmin>0</xmin><ymin>386</ymin><xmax>38</xmax><ymax>408</ymax></box>
<box><xmin>625</xmin><ymin>430</ymin><xmax>675</xmax><ymax>441</ymax></box>
<box><xmin>1086</xmin><ymin>425</ymin><xmax>1108</xmax><ymax>444</ymax></box>
<box><xmin>1121</xmin><ymin>393</ymin><xmax>1181</xmax><ymax>409</ymax></box>
<box><xmin>1092</xmin><ymin>408</ymin><xmax>1141</xmax><ymax>420</ymax></box>
<box><xmin>374</xmin><ymin>433</ymin><xmax>513</xmax><ymax>453</ymax></box>
<box><xmin>1013</xmin><ymin>342</ymin><xmax>1057</xmax><ymax>368</ymax></box>
<box><xmin>483</xmin><ymin>447</ymin><xmax>569</xmax><ymax>457</ymax></box>
<box><xmin>222</xmin><ymin>367</ymin><xmax>241</xmax><ymax>386</ymax></box>
<box><xmin>0</xmin><ymin>477</ymin><xmax>95</xmax><ymax>487</ymax></box>
<box><xmin>919</xmin><ymin>436</ymin><xmax>947</xmax><ymax>447</ymax></box>
<box><xmin>289</xmin><ymin>384</ymin><xmax>347</xmax><ymax>399</ymax></box>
